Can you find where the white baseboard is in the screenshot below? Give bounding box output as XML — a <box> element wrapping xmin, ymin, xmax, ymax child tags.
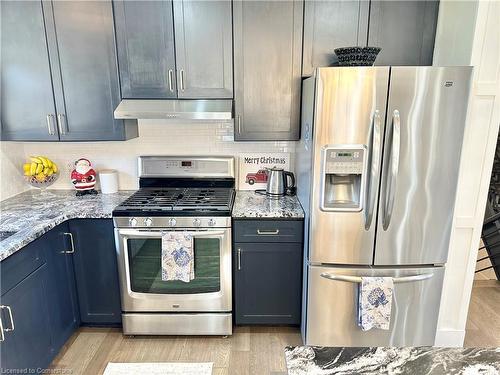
<box><xmin>434</xmin><ymin>329</ymin><xmax>466</xmax><ymax>347</ymax></box>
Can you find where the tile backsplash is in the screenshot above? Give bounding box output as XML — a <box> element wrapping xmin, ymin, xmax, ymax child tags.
<box><xmin>0</xmin><ymin>120</ymin><xmax>296</xmax><ymax>199</ymax></box>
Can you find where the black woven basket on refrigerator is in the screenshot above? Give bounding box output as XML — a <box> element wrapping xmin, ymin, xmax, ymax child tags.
<box><xmin>334</xmin><ymin>46</ymin><xmax>381</xmax><ymax>66</ymax></box>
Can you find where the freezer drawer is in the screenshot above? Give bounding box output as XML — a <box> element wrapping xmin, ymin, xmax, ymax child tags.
<box><xmin>305</xmin><ymin>265</ymin><xmax>444</xmax><ymax>347</ymax></box>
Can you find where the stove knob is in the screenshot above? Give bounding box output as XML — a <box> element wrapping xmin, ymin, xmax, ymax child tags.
<box><xmin>144</xmin><ymin>217</ymin><xmax>153</xmax><ymax>227</ymax></box>
<box><xmin>193</xmin><ymin>218</ymin><xmax>201</xmax><ymax>227</ymax></box>
<box><xmin>168</xmin><ymin>218</ymin><xmax>177</xmax><ymax>227</ymax></box>
<box><xmin>129</xmin><ymin>217</ymin><xmax>138</xmax><ymax>227</ymax></box>
<box><xmin>208</xmin><ymin>218</ymin><xmax>216</xmax><ymax>227</ymax></box>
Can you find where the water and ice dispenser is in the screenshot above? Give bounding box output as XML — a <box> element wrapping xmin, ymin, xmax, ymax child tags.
<box><xmin>320</xmin><ymin>145</ymin><xmax>367</xmax><ymax>212</ymax></box>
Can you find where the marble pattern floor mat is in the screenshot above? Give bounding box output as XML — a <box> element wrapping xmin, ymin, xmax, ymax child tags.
<box><xmin>103</xmin><ymin>362</ymin><xmax>213</xmax><ymax>375</ymax></box>
<box><xmin>285</xmin><ymin>346</ymin><xmax>500</xmax><ymax>375</ymax></box>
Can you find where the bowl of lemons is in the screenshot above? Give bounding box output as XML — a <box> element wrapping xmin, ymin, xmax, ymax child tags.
<box><xmin>23</xmin><ymin>156</ymin><xmax>59</xmax><ymax>190</ymax></box>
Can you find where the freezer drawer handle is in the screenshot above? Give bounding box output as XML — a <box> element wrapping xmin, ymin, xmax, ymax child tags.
<box><xmin>320</xmin><ymin>272</ymin><xmax>433</xmax><ymax>284</ymax></box>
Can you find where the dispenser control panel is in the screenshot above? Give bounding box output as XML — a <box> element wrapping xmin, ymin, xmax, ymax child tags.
<box><xmin>325</xmin><ymin>148</ymin><xmax>365</xmax><ymax>174</ymax></box>
<box><xmin>320</xmin><ymin>145</ymin><xmax>367</xmax><ymax>212</ymax></box>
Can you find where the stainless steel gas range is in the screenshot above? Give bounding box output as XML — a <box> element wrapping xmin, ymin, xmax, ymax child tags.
<box><xmin>113</xmin><ymin>156</ymin><xmax>235</xmax><ymax>335</ymax></box>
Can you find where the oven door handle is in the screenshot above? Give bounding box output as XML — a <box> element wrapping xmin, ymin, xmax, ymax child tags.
<box><xmin>117</xmin><ymin>229</ymin><xmax>227</xmax><ymax>237</ymax></box>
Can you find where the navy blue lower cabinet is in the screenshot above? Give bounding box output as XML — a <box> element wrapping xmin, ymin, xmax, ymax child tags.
<box><xmin>0</xmin><ymin>264</ymin><xmax>53</xmax><ymax>371</ymax></box>
<box><xmin>44</xmin><ymin>222</ymin><xmax>80</xmax><ymax>353</ymax></box>
<box><xmin>70</xmin><ymin>219</ymin><xmax>122</xmax><ymax>324</ymax></box>
<box><xmin>233</xmin><ymin>242</ymin><xmax>303</xmax><ymax>325</ymax></box>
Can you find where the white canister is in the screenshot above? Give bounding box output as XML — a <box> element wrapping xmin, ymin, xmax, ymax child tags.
<box><xmin>99</xmin><ymin>169</ymin><xmax>119</xmax><ymax>194</ymax></box>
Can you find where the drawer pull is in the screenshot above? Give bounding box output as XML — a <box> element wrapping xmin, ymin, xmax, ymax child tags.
<box><xmin>1</xmin><ymin>306</ymin><xmax>14</xmax><ymax>332</ymax></box>
<box><xmin>237</xmin><ymin>248</ymin><xmax>242</xmax><ymax>270</ymax></box>
<box><xmin>61</xmin><ymin>232</ymin><xmax>75</xmax><ymax>254</ymax></box>
<box><xmin>257</xmin><ymin>229</ymin><xmax>280</xmax><ymax>235</ymax></box>
<box><xmin>0</xmin><ymin>314</ymin><xmax>4</xmax><ymax>342</ymax></box>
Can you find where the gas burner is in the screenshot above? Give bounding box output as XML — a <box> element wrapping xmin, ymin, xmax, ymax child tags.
<box><xmin>114</xmin><ymin>188</ymin><xmax>235</xmax><ymax>217</ymax></box>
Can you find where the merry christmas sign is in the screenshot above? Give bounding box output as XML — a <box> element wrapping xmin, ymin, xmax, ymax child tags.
<box><xmin>238</xmin><ymin>152</ymin><xmax>291</xmax><ymax>190</ymax></box>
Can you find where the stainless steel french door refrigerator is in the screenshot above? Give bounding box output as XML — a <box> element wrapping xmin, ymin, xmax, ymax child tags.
<box><xmin>296</xmin><ymin>66</ymin><xmax>472</xmax><ymax>346</ymax></box>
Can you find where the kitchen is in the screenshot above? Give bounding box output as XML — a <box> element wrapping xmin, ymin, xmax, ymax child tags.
<box><xmin>1</xmin><ymin>0</ymin><xmax>499</xmax><ymax>374</ymax></box>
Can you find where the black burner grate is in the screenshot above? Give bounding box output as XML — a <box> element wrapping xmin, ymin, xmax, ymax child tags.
<box><xmin>116</xmin><ymin>187</ymin><xmax>234</xmax><ymax>213</ymax></box>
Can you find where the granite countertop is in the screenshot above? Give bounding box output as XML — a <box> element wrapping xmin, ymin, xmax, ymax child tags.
<box><xmin>1</xmin><ymin>189</ymin><xmax>303</xmax><ymax>261</ymax></box>
<box><xmin>285</xmin><ymin>346</ymin><xmax>500</xmax><ymax>375</ymax></box>
<box><xmin>0</xmin><ymin>190</ymin><xmax>134</xmax><ymax>262</ymax></box>
<box><xmin>232</xmin><ymin>190</ymin><xmax>304</xmax><ymax>219</ymax></box>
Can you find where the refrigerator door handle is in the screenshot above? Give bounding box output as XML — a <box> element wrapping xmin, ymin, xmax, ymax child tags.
<box><xmin>320</xmin><ymin>272</ymin><xmax>433</xmax><ymax>284</ymax></box>
<box><xmin>382</xmin><ymin>110</ymin><xmax>401</xmax><ymax>230</ymax></box>
<box><xmin>364</xmin><ymin>110</ymin><xmax>382</xmax><ymax>230</ymax></box>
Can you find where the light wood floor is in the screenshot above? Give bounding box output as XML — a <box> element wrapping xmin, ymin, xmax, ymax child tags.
<box><xmin>50</xmin><ymin>281</ymin><xmax>499</xmax><ymax>374</ymax></box>
<box><xmin>50</xmin><ymin>325</ymin><xmax>302</xmax><ymax>375</ymax></box>
<box><xmin>464</xmin><ymin>279</ymin><xmax>500</xmax><ymax>347</ymax></box>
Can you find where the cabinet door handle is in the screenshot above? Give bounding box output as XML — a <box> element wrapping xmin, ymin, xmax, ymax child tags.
<box><xmin>179</xmin><ymin>69</ymin><xmax>185</xmax><ymax>91</ymax></box>
<box><xmin>57</xmin><ymin>113</ymin><xmax>67</xmax><ymax>135</ymax></box>
<box><xmin>0</xmin><ymin>305</ymin><xmax>14</xmax><ymax>332</ymax></box>
<box><xmin>46</xmin><ymin>114</ymin><xmax>56</xmax><ymax>135</ymax></box>
<box><xmin>168</xmin><ymin>69</ymin><xmax>174</xmax><ymax>92</ymax></box>
<box><xmin>237</xmin><ymin>248</ymin><xmax>242</xmax><ymax>270</ymax></box>
<box><xmin>237</xmin><ymin>115</ymin><xmax>242</xmax><ymax>133</ymax></box>
<box><xmin>61</xmin><ymin>232</ymin><xmax>75</xmax><ymax>254</ymax></box>
<box><xmin>257</xmin><ymin>229</ymin><xmax>280</xmax><ymax>235</ymax></box>
<box><xmin>0</xmin><ymin>313</ymin><xmax>4</xmax><ymax>342</ymax></box>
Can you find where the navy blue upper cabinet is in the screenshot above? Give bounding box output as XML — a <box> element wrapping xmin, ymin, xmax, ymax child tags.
<box><xmin>44</xmin><ymin>0</ymin><xmax>137</xmax><ymax>141</ymax></box>
<box><xmin>369</xmin><ymin>0</ymin><xmax>439</xmax><ymax>66</ymax></box>
<box><xmin>233</xmin><ymin>0</ymin><xmax>303</xmax><ymax>141</ymax></box>
<box><xmin>70</xmin><ymin>219</ymin><xmax>122</xmax><ymax>324</ymax></box>
<box><xmin>0</xmin><ymin>1</ymin><xmax>59</xmax><ymax>141</ymax></box>
<box><xmin>302</xmin><ymin>0</ymin><xmax>369</xmax><ymax>76</ymax></box>
<box><xmin>1</xmin><ymin>0</ymin><xmax>138</xmax><ymax>142</ymax></box>
<box><xmin>114</xmin><ymin>0</ymin><xmax>178</xmax><ymax>99</ymax></box>
<box><xmin>302</xmin><ymin>0</ymin><xmax>439</xmax><ymax>72</ymax></box>
<box><xmin>173</xmin><ymin>0</ymin><xmax>233</xmax><ymax>99</ymax></box>
<box><xmin>114</xmin><ymin>0</ymin><xmax>233</xmax><ymax>99</ymax></box>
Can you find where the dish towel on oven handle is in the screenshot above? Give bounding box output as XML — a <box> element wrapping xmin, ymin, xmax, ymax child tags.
<box><xmin>161</xmin><ymin>232</ymin><xmax>195</xmax><ymax>282</ymax></box>
<box><xmin>357</xmin><ymin>276</ymin><xmax>393</xmax><ymax>331</ymax></box>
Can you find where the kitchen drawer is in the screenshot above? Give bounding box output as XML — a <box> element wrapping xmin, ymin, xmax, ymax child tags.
<box><xmin>233</xmin><ymin>220</ymin><xmax>303</xmax><ymax>243</ymax></box>
<box><xmin>1</xmin><ymin>238</ymin><xmax>46</xmax><ymax>296</ymax></box>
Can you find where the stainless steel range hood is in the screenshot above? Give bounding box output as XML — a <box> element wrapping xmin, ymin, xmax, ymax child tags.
<box><xmin>114</xmin><ymin>99</ymin><xmax>233</xmax><ymax>121</ymax></box>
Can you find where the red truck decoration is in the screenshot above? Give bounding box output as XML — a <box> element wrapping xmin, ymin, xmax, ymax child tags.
<box><xmin>245</xmin><ymin>169</ymin><xmax>268</xmax><ymax>185</ymax></box>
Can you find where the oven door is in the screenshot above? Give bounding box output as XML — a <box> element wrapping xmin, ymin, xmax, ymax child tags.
<box><xmin>115</xmin><ymin>228</ymin><xmax>231</xmax><ymax>312</ymax></box>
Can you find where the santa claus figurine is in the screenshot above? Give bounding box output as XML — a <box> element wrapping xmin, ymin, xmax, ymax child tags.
<box><xmin>71</xmin><ymin>158</ymin><xmax>98</xmax><ymax>196</ymax></box>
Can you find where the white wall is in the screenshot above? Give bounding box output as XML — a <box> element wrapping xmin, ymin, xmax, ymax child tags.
<box><xmin>0</xmin><ymin>120</ymin><xmax>295</xmax><ymax>198</ymax></box>
<box><xmin>434</xmin><ymin>0</ymin><xmax>500</xmax><ymax>346</ymax></box>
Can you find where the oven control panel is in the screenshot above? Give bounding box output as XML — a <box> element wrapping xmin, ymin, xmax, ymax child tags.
<box><xmin>139</xmin><ymin>156</ymin><xmax>235</xmax><ymax>178</ymax></box>
<box><xmin>164</xmin><ymin>160</ymin><xmax>194</xmax><ymax>169</ymax></box>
